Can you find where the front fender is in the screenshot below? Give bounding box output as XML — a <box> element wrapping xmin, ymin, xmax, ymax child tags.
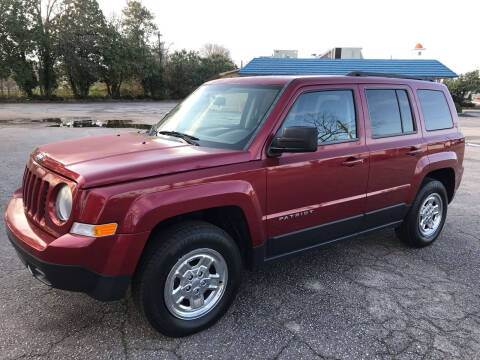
<box><xmin>120</xmin><ymin>180</ymin><xmax>266</xmax><ymax>247</ymax></box>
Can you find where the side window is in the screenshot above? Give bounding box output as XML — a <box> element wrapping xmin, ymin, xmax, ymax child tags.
<box><xmin>397</xmin><ymin>90</ymin><xmax>414</xmax><ymax>132</ymax></box>
<box><xmin>417</xmin><ymin>90</ymin><xmax>453</xmax><ymax>131</ymax></box>
<box><xmin>366</xmin><ymin>89</ymin><xmax>415</xmax><ymax>138</ymax></box>
<box><xmin>279</xmin><ymin>90</ymin><xmax>357</xmax><ymax>144</ymax></box>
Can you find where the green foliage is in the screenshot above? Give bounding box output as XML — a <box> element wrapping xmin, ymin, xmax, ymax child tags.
<box><xmin>444</xmin><ymin>70</ymin><xmax>480</xmax><ymax>108</ymax></box>
<box><xmin>57</xmin><ymin>0</ymin><xmax>107</xmax><ymax>98</ymax></box>
<box><xmin>11</xmin><ymin>59</ymin><xmax>38</xmax><ymax>96</ymax></box>
<box><xmin>0</xmin><ymin>0</ymin><xmax>38</xmax><ymax>96</ymax></box>
<box><xmin>164</xmin><ymin>50</ymin><xmax>203</xmax><ymax>99</ymax></box>
<box><xmin>0</xmin><ymin>0</ymin><xmax>11</xmax><ymax>79</ymax></box>
<box><xmin>121</xmin><ymin>0</ymin><xmax>162</xmax><ymax>97</ymax></box>
<box><xmin>200</xmin><ymin>54</ymin><xmax>236</xmax><ymax>80</ymax></box>
<box><xmin>0</xmin><ymin>0</ymin><xmax>60</xmax><ymax>98</ymax></box>
<box><xmin>141</xmin><ymin>54</ymin><xmax>163</xmax><ymax>98</ymax></box>
<box><xmin>121</xmin><ymin>0</ymin><xmax>157</xmax><ymax>47</ymax></box>
<box><xmin>32</xmin><ymin>0</ymin><xmax>60</xmax><ymax>98</ymax></box>
<box><xmin>99</xmin><ymin>18</ymin><xmax>130</xmax><ymax>98</ymax></box>
<box><xmin>164</xmin><ymin>52</ymin><xmax>236</xmax><ymax>99</ymax></box>
<box><xmin>0</xmin><ymin>0</ymin><xmax>238</xmax><ymax>100</ymax></box>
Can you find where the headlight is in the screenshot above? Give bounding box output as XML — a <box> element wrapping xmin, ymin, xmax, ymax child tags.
<box><xmin>55</xmin><ymin>184</ymin><xmax>72</xmax><ymax>221</ymax></box>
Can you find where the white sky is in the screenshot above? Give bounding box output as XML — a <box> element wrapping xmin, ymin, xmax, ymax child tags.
<box><xmin>98</xmin><ymin>0</ymin><xmax>480</xmax><ymax>74</ymax></box>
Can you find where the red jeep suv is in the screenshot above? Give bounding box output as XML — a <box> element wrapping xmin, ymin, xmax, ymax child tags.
<box><xmin>5</xmin><ymin>74</ymin><xmax>464</xmax><ymax>337</ymax></box>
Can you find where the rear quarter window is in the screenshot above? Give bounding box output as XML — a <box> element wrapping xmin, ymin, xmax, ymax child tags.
<box><xmin>417</xmin><ymin>90</ymin><xmax>453</xmax><ymax>131</ymax></box>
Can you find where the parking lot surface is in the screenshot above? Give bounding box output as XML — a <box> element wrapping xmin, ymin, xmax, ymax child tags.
<box><xmin>0</xmin><ymin>101</ymin><xmax>178</xmax><ymax>125</ymax></box>
<box><xmin>0</xmin><ymin>111</ymin><xmax>480</xmax><ymax>359</ymax></box>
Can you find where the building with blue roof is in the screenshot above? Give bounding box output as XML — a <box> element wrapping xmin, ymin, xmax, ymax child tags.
<box><xmin>237</xmin><ymin>58</ymin><xmax>457</xmax><ymax>79</ymax></box>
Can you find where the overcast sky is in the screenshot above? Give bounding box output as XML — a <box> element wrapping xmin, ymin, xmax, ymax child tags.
<box><xmin>98</xmin><ymin>0</ymin><xmax>479</xmax><ymax>74</ymax></box>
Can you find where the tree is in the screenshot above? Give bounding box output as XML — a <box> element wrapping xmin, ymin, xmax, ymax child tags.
<box><xmin>121</xmin><ymin>0</ymin><xmax>157</xmax><ymax>47</ymax></box>
<box><xmin>164</xmin><ymin>51</ymin><xmax>237</xmax><ymax>99</ymax></box>
<box><xmin>0</xmin><ymin>0</ymin><xmax>60</xmax><ymax>98</ymax></box>
<box><xmin>200</xmin><ymin>43</ymin><xmax>230</xmax><ymax>58</ymax></box>
<box><xmin>121</xmin><ymin>0</ymin><xmax>161</xmax><ymax>97</ymax></box>
<box><xmin>0</xmin><ymin>0</ymin><xmax>38</xmax><ymax>96</ymax></box>
<box><xmin>0</xmin><ymin>1</ymin><xmax>12</xmax><ymax>79</ymax></box>
<box><xmin>0</xmin><ymin>52</ymin><xmax>9</xmax><ymax>80</ymax></box>
<box><xmin>57</xmin><ymin>0</ymin><xmax>107</xmax><ymax>98</ymax></box>
<box><xmin>164</xmin><ymin>50</ymin><xmax>203</xmax><ymax>99</ymax></box>
<box><xmin>99</xmin><ymin>16</ymin><xmax>129</xmax><ymax>98</ymax></box>
<box><xmin>200</xmin><ymin>53</ymin><xmax>236</xmax><ymax>80</ymax></box>
<box><xmin>444</xmin><ymin>70</ymin><xmax>480</xmax><ymax>109</ymax></box>
<box><xmin>32</xmin><ymin>0</ymin><xmax>60</xmax><ymax>98</ymax></box>
<box><xmin>140</xmin><ymin>53</ymin><xmax>163</xmax><ymax>98</ymax></box>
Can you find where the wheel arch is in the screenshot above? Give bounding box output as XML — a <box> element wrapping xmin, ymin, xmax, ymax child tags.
<box><xmin>122</xmin><ymin>181</ymin><xmax>266</xmax><ymax>271</ymax></box>
<box><xmin>144</xmin><ymin>206</ymin><xmax>255</xmax><ymax>268</ymax></box>
<box><xmin>423</xmin><ymin>168</ymin><xmax>455</xmax><ymax>203</ymax></box>
<box><xmin>409</xmin><ymin>152</ymin><xmax>458</xmax><ymax>204</ymax></box>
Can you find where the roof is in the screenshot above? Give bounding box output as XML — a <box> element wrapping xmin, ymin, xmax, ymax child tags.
<box><xmin>208</xmin><ymin>75</ymin><xmax>295</xmax><ymax>86</ymax></box>
<box><xmin>238</xmin><ymin>58</ymin><xmax>457</xmax><ymax>79</ymax></box>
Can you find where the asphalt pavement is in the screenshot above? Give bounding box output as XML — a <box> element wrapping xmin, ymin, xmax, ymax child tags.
<box><xmin>0</xmin><ymin>112</ymin><xmax>480</xmax><ymax>359</ymax></box>
<box><xmin>0</xmin><ymin>101</ymin><xmax>178</xmax><ymax>125</ymax></box>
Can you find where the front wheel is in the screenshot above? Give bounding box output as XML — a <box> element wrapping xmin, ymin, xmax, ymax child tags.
<box><xmin>396</xmin><ymin>179</ymin><xmax>448</xmax><ymax>247</ymax></box>
<box><xmin>132</xmin><ymin>221</ymin><xmax>242</xmax><ymax>337</ymax></box>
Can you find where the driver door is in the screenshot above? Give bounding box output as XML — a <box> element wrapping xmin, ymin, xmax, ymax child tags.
<box><xmin>264</xmin><ymin>84</ymin><xmax>369</xmax><ymax>258</ymax></box>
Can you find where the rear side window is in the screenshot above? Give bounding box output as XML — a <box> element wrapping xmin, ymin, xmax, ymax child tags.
<box><xmin>365</xmin><ymin>89</ymin><xmax>415</xmax><ymax>138</ymax></box>
<box><xmin>417</xmin><ymin>90</ymin><xmax>453</xmax><ymax>131</ymax></box>
<box><xmin>397</xmin><ymin>90</ymin><xmax>414</xmax><ymax>132</ymax></box>
<box><xmin>279</xmin><ymin>90</ymin><xmax>357</xmax><ymax>144</ymax></box>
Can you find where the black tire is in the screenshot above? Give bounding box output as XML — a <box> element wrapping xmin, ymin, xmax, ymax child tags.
<box><xmin>396</xmin><ymin>179</ymin><xmax>448</xmax><ymax>248</ymax></box>
<box><xmin>132</xmin><ymin>220</ymin><xmax>242</xmax><ymax>337</ymax></box>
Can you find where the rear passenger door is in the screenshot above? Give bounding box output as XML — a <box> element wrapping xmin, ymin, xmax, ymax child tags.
<box><xmin>360</xmin><ymin>85</ymin><xmax>425</xmax><ymax>227</ymax></box>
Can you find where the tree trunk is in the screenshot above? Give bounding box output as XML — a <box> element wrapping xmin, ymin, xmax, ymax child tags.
<box><xmin>106</xmin><ymin>82</ymin><xmax>112</xmax><ymax>97</ymax></box>
<box><xmin>81</xmin><ymin>85</ymin><xmax>89</xmax><ymax>98</ymax></box>
<box><xmin>113</xmin><ymin>81</ymin><xmax>121</xmax><ymax>98</ymax></box>
<box><xmin>68</xmin><ymin>74</ymin><xmax>79</xmax><ymax>98</ymax></box>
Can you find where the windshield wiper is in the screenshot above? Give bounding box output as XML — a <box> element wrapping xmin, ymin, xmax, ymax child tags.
<box><xmin>156</xmin><ymin>130</ymin><xmax>200</xmax><ymax>146</ymax></box>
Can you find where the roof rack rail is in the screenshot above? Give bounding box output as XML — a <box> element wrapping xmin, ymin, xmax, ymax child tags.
<box><xmin>346</xmin><ymin>71</ymin><xmax>434</xmax><ymax>81</ymax></box>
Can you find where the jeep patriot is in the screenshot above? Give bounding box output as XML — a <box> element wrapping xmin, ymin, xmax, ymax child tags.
<box><xmin>5</xmin><ymin>74</ymin><xmax>465</xmax><ymax>336</ymax></box>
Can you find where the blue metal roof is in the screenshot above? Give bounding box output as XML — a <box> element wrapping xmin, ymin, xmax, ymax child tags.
<box><xmin>238</xmin><ymin>58</ymin><xmax>457</xmax><ymax>78</ymax></box>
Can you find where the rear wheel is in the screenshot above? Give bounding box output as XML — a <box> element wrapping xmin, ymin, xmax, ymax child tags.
<box><xmin>132</xmin><ymin>221</ymin><xmax>242</xmax><ymax>337</ymax></box>
<box><xmin>396</xmin><ymin>179</ymin><xmax>448</xmax><ymax>247</ymax></box>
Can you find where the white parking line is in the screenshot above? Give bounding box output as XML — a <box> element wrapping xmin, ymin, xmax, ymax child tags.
<box><xmin>467</xmin><ymin>143</ymin><xmax>480</xmax><ymax>147</ymax></box>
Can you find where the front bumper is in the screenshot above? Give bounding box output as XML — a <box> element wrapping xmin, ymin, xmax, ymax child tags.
<box><xmin>5</xmin><ymin>194</ymin><xmax>149</xmax><ymax>301</ymax></box>
<box><xmin>7</xmin><ymin>229</ymin><xmax>130</xmax><ymax>301</ymax></box>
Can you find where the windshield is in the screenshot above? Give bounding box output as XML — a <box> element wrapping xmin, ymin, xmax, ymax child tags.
<box><xmin>154</xmin><ymin>84</ymin><xmax>282</xmax><ymax>149</ymax></box>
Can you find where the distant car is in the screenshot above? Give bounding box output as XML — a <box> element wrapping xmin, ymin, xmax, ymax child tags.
<box><xmin>5</xmin><ymin>74</ymin><xmax>465</xmax><ymax>337</ymax></box>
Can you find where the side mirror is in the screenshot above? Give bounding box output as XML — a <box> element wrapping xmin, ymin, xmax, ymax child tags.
<box><xmin>268</xmin><ymin>126</ymin><xmax>318</xmax><ymax>156</ymax></box>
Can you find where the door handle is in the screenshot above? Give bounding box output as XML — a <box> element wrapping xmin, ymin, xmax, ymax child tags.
<box><xmin>342</xmin><ymin>157</ymin><xmax>364</xmax><ymax>167</ymax></box>
<box><xmin>406</xmin><ymin>146</ymin><xmax>422</xmax><ymax>156</ymax></box>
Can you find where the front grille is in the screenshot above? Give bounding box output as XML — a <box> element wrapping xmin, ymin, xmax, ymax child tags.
<box><xmin>22</xmin><ymin>167</ymin><xmax>49</xmax><ymax>221</ymax></box>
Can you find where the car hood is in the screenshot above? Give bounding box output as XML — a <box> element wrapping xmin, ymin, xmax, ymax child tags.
<box><xmin>33</xmin><ymin>132</ymin><xmax>251</xmax><ymax>188</ymax></box>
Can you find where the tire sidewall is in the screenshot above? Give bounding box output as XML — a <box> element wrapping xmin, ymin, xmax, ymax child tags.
<box><xmin>410</xmin><ymin>180</ymin><xmax>448</xmax><ymax>246</ymax></box>
<box><xmin>141</xmin><ymin>226</ymin><xmax>242</xmax><ymax>337</ymax></box>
